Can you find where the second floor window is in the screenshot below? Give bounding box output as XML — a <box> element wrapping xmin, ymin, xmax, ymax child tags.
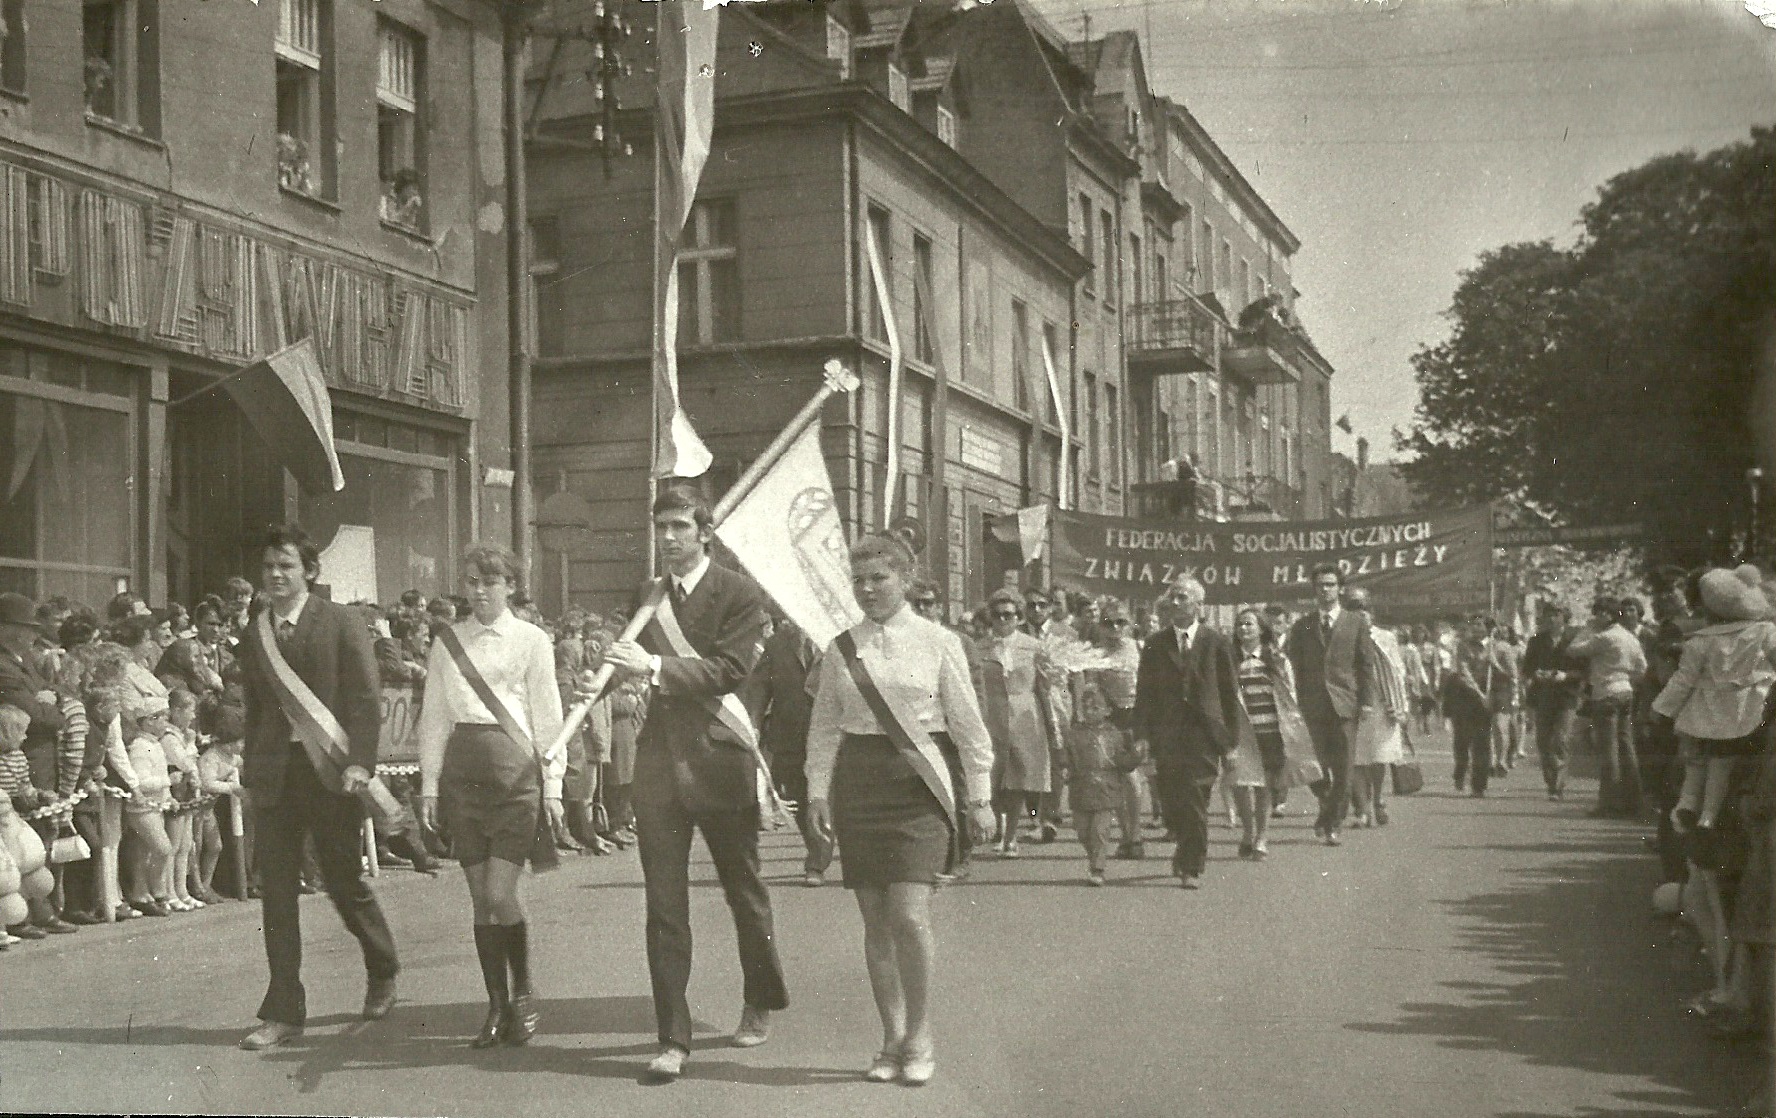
<box><xmin>84</xmin><ymin>0</ymin><xmax>159</xmax><ymax>134</ymax></box>
<box><xmin>1010</xmin><ymin>300</ymin><xmax>1030</xmax><ymax>413</ymax></box>
<box><xmin>377</xmin><ymin>19</ymin><xmax>424</xmax><ymax>231</ymax></box>
<box><xmin>678</xmin><ymin>199</ymin><xmax>739</xmax><ymax>345</ymax></box>
<box><xmin>276</xmin><ymin>0</ymin><xmax>331</xmax><ymax>198</ymax></box>
<box><xmin>3</xmin><ymin>0</ymin><xmax>27</xmax><ymax>95</ymax></box>
<box><xmin>1079</xmin><ymin>193</ymin><xmax>1094</xmax><ymax>295</ymax></box>
<box><xmin>912</xmin><ymin>233</ymin><xmax>934</xmax><ymax>365</ymax></box>
<box><xmin>1100</xmin><ymin>210</ymin><xmax>1115</xmax><ymax>306</ymax></box>
<box><xmin>1105</xmin><ymin>382</ymin><xmax>1120</xmax><ymax>486</ymax></box>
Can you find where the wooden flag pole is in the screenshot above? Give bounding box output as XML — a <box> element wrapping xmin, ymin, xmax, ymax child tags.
<box><xmin>547</xmin><ymin>359</ymin><xmax>861</xmax><ymax>757</ymax></box>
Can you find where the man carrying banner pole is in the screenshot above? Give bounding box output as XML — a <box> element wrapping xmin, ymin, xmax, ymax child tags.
<box><xmin>235</xmin><ymin>525</ymin><xmax>399</xmax><ymax>1052</ymax></box>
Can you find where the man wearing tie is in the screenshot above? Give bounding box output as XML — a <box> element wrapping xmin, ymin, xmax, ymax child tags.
<box><xmin>236</xmin><ymin>525</ymin><xmax>397</xmax><ymax>1051</ymax></box>
<box><xmin>1286</xmin><ymin>563</ymin><xmax>1376</xmax><ymax>846</ymax></box>
<box><xmin>602</xmin><ymin>484</ymin><xmax>788</xmax><ymax>1082</ymax></box>
<box><xmin>1132</xmin><ymin>577</ymin><xmax>1241</xmax><ymax>890</ymax></box>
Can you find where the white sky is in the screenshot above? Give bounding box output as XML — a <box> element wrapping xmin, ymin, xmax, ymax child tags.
<box><xmin>1027</xmin><ymin>0</ymin><xmax>1776</xmax><ymax>462</ymax></box>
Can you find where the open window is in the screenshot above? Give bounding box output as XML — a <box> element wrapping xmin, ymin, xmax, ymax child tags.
<box><xmin>84</xmin><ymin>0</ymin><xmax>159</xmax><ymax>134</ymax></box>
<box><xmin>377</xmin><ymin>18</ymin><xmax>425</xmax><ymax>231</ymax></box>
<box><xmin>276</xmin><ymin>0</ymin><xmax>331</xmax><ymax>198</ymax></box>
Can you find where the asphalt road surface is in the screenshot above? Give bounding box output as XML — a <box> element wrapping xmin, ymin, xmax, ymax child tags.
<box><xmin>2</xmin><ymin>737</ymin><xmax>1766</xmax><ymax>1118</ymax></box>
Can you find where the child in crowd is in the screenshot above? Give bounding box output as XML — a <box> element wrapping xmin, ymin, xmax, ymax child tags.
<box><xmin>123</xmin><ymin>694</ymin><xmax>175</xmax><ymax>918</ymax></box>
<box><xmin>0</xmin><ymin>704</ymin><xmax>42</xmax><ymax>813</ymax></box>
<box><xmin>1659</xmin><ymin>565</ymin><xmax>1776</xmax><ymax>834</ymax></box>
<box><xmin>195</xmin><ymin>724</ymin><xmax>244</xmax><ymax>904</ymax></box>
<box><xmin>1063</xmin><ymin>681</ymin><xmax>1139</xmax><ymax>886</ymax></box>
<box><xmin>163</xmin><ymin>688</ymin><xmax>203</xmax><ymax>911</ymax></box>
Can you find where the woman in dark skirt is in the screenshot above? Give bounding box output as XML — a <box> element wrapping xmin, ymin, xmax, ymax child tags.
<box><xmin>416</xmin><ymin>543</ymin><xmax>565</xmax><ymax>1048</ymax></box>
<box><xmin>806</xmin><ymin>535</ymin><xmax>995</xmax><ymax>1086</ymax></box>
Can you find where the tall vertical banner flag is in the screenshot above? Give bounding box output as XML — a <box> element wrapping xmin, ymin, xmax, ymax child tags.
<box><xmin>652</xmin><ymin>0</ymin><xmax>719</xmax><ymax>479</ymax></box>
<box><xmin>864</xmin><ymin>221</ymin><xmax>903</xmax><ymax>528</ymax></box>
<box><xmin>714</xmin><ymin>422</ymin><xmax>864</xmax><ymax>649</ymax></box>
<box><xmin>1040</xmin><ymin>331</ymin><xmax>1070</xmax><ymax>510</ymax></box>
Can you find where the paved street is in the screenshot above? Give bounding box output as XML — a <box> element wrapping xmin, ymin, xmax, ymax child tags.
<box><xmin>2</xmin><ymin>740</ymin><xmax>1764</xmax><ymax>1118</ymax></box>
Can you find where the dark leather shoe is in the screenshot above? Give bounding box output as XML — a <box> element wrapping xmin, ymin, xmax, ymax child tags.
<box><xmin>65</xmin><ymin>910</ymin><xmax>104</xmax><ymax>926</ymax></box>
<box><xmin>8</xmin><ymin>923</ymin><xmax>47</xmax><ymax>939</ymax></box>
<box><xmin>471</xmin><ymin>1003</ymin><xmax>508</xmax><ymax>1049</ymax></box>
<box><xmin>504</xmin><ymin>993</ymin><xmax>539</xmax><ymax>1045</ymax></box>
<box><xmin>38</xmin><ymin>917</ymin><xmax>79</xmax><ymax>934</ymax></box>
<box><xmin>363</xmin><ymin>978</ymin><xmax>397</xmax><ymax>1021</ymax></box>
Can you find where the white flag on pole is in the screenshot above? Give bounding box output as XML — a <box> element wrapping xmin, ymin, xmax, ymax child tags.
<box><xmin>714</xmin><ymin>422</ymin><xmax>863</xmax><ymax>649</ymax></box>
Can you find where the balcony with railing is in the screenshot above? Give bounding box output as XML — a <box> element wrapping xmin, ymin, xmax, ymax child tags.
<box><xmin>1225</xmin><ymin>473</ymin><xmax>1305</xmax><ymax>520</ymax></box>
<box><xmin>1223</xmin><ymin>314</ymin><xmax>1306</xmax><ymax>386</ymax></box>
<box><xmin>1126</xmin><ymin>295</ymin><xmax>1221</xmax><ymax>376</ymax></box>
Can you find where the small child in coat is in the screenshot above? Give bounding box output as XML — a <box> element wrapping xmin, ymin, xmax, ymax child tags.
<box><xmin>1064</xmin><ymin>680</ymin><xmax>1142</xmax><ymax>886</ymax></box>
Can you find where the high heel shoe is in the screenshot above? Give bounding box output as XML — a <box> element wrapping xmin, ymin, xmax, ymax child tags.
<box><xmin>471</xmin><ymin>1003</ymin><xmax>508</xmax><ymax>1049</ymax></box>
<box><xmin>504</xmin><ymin>993</ymin><xmax>540</xmax><ymax>1046</ymax></box>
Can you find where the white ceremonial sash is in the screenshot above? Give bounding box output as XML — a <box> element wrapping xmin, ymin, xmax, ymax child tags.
<box><xmin>646</xmin><ymin>582</ymin><xmax>789</xmax><ymax>823</ymax></box>
<box><xmin>255</xmin><ymin>610</ymin><xmax>404</xmax><ymax>824</ymax></box>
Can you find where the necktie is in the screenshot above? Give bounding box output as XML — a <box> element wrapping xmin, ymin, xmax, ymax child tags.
<box><xmin>1321</xmin><ymin>612</ymin><xmax>1333</xmax><ymax>638</ymax></box>
<box><xmin>276</xmin><ymin>618</ymin><xmax>295</xmax><ymax>646</ymax></box>
<box><xmin>671</xmin><ymin>580</ymin><xmax>688</xmax><ymax>614</ymax></box>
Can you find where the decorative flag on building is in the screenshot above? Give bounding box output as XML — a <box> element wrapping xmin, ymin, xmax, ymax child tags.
<box><xmin>223</xmin><ymin>336</ymin><xmax>346</xmax><ymax>494</ymax></box>
<box><xmin>652</xmin><ymin>0</ymin><xmax>719</xmax><ymax>479</ymax></box>
<box><xmin>863</xmin><ymin>219</ymin><xmax>903</xmax><ymax>528</ymax></box>
<box><xmin>714</xmin><ymin>422</ymin><xmax>863</xmax><ymax>650</ymax></box>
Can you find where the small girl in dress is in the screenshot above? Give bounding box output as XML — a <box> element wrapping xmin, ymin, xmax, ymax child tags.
<box><xmin>1063</xmin><ymin>681</ymin><xmax>1139</xmax><ymax>886</ymax></box>
<box><xmin>194</xmin><ymin>708</ymin><xmax>244</xmax><ymax>904</ymax></box>
<box><xmin>163</xmin><ymin>689</ymin><xmax>203</xmax><ymax>911</ymax></box>
<box><xmin>123</xmin><ymin>694</ymin><xmax>176</xmax><ymax>918</ymax></box>
<box><xmin>1657</xmin><ymin>565</ymin><xmax>1776</xmax><ymax>834</ymax></box>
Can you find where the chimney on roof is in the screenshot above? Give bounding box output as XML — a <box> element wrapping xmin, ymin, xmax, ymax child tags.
<box><xmin>1356</xmin><ymin>436</ymin><xmax>1369</xmax><ymax>474</ymax></box>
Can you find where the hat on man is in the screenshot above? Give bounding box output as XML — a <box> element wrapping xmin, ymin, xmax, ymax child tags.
<box><xmin>0</xmin><ymin>592</ymin><xmax>43</xmax><ymax>631</ymax></box>
<box><xmin>1698</xmin><ymin>565</ymin><xmax>1772</xmax><ymax>623</ymax></box>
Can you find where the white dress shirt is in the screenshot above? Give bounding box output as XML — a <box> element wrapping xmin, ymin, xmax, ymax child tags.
<box><xmin>415</xmin><ymin>609</ymin><xmax>567</xmax><ymax>799</ymax></box>
<box><xmin>804</xmin><ymin>604</ymin><xmax>994</xmax><ymax>805</ymax></box>
<box><xmin>1172</xmin><ymin>619</ymin><xmax>1201</xmax><ymax>652</ymax></box>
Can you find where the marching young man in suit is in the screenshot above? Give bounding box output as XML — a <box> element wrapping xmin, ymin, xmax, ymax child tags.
<box><xmin>237</xmin><ymin>525</ymin><xmax>398</xmax><ymax>1051</ymax></box>
<box><xmin>1132</xmin><ymin>576</ymin><xmax>1242</xmax><ymax>890</ymax></box>
<box><xmin>1285</xmin><ymin>563</ymin><xmax>1376</xmax><ymax>847</ymax></box>
<box><xmin>602</xmin><ymin>484</ymin><xmax>789</xmax><ymax>1082</ymax></box>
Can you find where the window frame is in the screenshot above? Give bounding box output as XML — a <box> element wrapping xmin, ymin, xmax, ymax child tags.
<box><xmin>527</xmin><ymin>215</ymin><xmax>562</xmax><ymax>357</ymax></box>
<box><xmin>887</xmin><ymin>62</ymin><xmax>909</xmax><ymax>110</ymax></box>
<box><xmin>1010</xmin><ymin>299</ymin><xmax>1030</xmax><ymax>413</ymax></box>
<box><xmin>864</xmin><ymin>203</ymin><xmax>891</xmax><ymax>343</ymax></box>
<box><xmin>936</xmin><ymin>105</ymin><xmax>956</xmax><ymax>147</ymax></box>
<box><xmin>275</xmin><ymin>0</ymin><xmax>333</xmax><ymax>201</ymax></box>
<box><xmin>1105</xmin><ymin>381</ymin><xmax>1121</xmax><ymax>487</ymax></box>
<box><xmin>376</xmin><ymin>16</ymin><xmax>426</xmax><ymax>232</ymax></box>
<box><xmin>83</xmin><ymin>0</ymin><xmax>160</xmax><ymax>136</ymax></box>
<box><xmin>1100</xmin><ymin>209</ymin><xmax>1115</xmax><ymax>307</ymax></box>
<box><xmin>1079</xmin><ymin>193</ymin><xmax>1095</xmax><ymax>296</ymax></box>
<box><xmin>678</xmin><ymin>198</ymin><xmax>740</xmax><ymax>346</ymax></box>
<box><xmin>2</xmin><ymin>0</ymin><xmax>27</xmax><ymax>96</ymax></box>
<box><xmin>911</xmin><ymin>231</ymin><xmax>935</xmax><ymax>366</ymax></box>
<box><xmin>1083</xmin><ymin>372</ymin><xmax>1100</xmax><ymax>483</ymax></box>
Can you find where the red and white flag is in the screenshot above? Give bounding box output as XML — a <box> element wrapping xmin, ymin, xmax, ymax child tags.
<box><xmin>652</xmin><ymin>0</ymin><xmax>719</xmax><ymax>479</ymax></box>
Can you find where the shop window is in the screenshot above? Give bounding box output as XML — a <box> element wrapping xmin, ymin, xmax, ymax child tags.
<box><xmin>84</xmin><ymin>0</ymin><xmax>160</xmax><ymax>135</ymax></box>
<box><xmin>303</xmin><ymin>435</ymin><xmax>453</xmax><ymax>602</ymax></box>
<box><xmin>377</xmin><ymin>18</ymin><xmax>425</xmax><ymax>231</ymax></box>
<box><xmin>864</xmin><ymin>204</ymin><xmax>890</xmax><ymax>343</ymax></box>
<box><xmin>276</xmin><ymin>0</ymin><xmax>332</xmax><ymax>199</ymax></box>
<box><xmin>0</xmin><ymin>369</ymin><xmax>134</xmax><ymax>606</ymax></box>
<box><xmin>677</xmin><ymin>199</ymin><xmax>738</xmax><ymax>345</ymax></box>
<box><xmin>2</xmin><ymin>1</ymin><xmax>26</xmax><ymax>95</ymax></box>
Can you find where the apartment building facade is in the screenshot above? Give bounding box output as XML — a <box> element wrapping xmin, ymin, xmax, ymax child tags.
<box><xmin>0</xmin><ymin>0</ymin><xmax>515</xmax><ymax>607</ymax></box>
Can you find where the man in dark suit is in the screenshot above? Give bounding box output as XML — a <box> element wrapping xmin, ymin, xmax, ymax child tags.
<box><xmin>0</xmin><ymin>592</ymin><xmax>76</xmax><ymax>936</ymax></box>
<box><xmin>742</xmin><ymin>613</ymin><xmax>828</xmax><ymax>886</ymax></box>
<box><xmin>236</xmin><ymin>525</ymin><xmax>397</xmax><ymax>1051</ymax></box>
<box><xmin>1286</xmin><ymin>563</ymin><xmax>1375</xmax><ymax>846</ymax></box>
<box><xmin>1133</xmin><ymin>576</ymin><xmax>1241</xmax><ymax>890</ymax></box>
<box><xmin>602</xmin><ymin>484</ymin><xmax>787</xmax><ymax>1081</ymax></box>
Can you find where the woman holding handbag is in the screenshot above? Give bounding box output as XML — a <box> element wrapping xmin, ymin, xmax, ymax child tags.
<box><xmin>416</xmin><ymin>542</ymin><xmax>565</xmax><ymax>1049</ymax></box>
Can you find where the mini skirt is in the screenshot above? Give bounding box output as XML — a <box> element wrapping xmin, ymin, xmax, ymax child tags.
<box><xmin>830</xmin><ymin>732</ymin><xmax>956</xmax><ymax>889</ymax></box>
<box><xmin>439</xmin><ymin>724</ymin><xmax>541</xmax><ymax>867</ymax></box>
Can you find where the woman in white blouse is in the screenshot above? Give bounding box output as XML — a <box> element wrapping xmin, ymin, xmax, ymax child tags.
<box><xmin>806</xmin><ymin>535</ymin><xmax>995</xmax><ymax>1086</ymax></box>
<box><xmin>416</xmin><ymin>543</ymin><xmax>564</xmax><ymax>1050</ymax></box>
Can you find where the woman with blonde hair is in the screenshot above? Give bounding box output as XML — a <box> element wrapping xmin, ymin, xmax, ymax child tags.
<box><xmin>416</xmin><ymin>542</ymin><xmax>565</xmax><ymax>1048</ymax></box>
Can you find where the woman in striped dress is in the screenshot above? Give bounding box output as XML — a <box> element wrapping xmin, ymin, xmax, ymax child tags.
<box><xmin>1228</xmin><ymin>608</ymin><xmax>1294</xmax><ymax>859</ymax></box>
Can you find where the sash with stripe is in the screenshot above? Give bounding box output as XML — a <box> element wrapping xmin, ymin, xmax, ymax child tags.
<box><xmin>434</xmin><ymin>623</ymin><xmax>560</xmax><ymax>873</ymax></box>
<box><xmin>254</xmin><ymin>609</ymin><xmax>405</xmax><ymax>828</ymax></box>
<box><xmin>643</xmin><ymin>581</ymin><xmax>791</xmax><ymax>825</ymax></box>
<box><xmin>833</xmin><ymin>629</ymin><xmax>958</xmax><ymax>834</ymax></box>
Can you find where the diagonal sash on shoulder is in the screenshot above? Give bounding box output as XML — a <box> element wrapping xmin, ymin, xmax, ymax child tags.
<box><xmin>833</xmin><ymin>630</ymin><xmax>958</xmax><ymax>834</ymax></box>
<box><xmin>254</xmin><ymin>610</ymin><xmax>404</xmax><ymax>826</ymax></box>
<box><xmin>644</xmin><ymin>581</ymin><xmax>788</xmax><ymax>822</ymax></box>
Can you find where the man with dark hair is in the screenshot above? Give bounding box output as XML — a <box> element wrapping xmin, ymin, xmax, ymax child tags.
<box><xmin>602</xmin><ymin>483</ymin><xmax>787</xmax><ymax>1081</ymax></box>
<box><xmin>1286</xmin><ymin>563</ymin><xmax>1375</xmax><ymax>846</ymax></box>
<box><xmin>236</xmin><ymin>524</ymin><xmax>398</xmax><ymax>1051</ymax></box>
<box><xmin>742</xmin><ymin>614</ymin><xmax>827</xmax><ymax>886</ymax></box>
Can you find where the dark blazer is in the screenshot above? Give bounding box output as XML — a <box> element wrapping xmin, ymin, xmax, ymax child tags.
<box><xmin>1522</xmin><ymin>629</ymin><xmax>1586</xmax><ymax>710</ymax></box>
<box><xmin>1133</xmin><ymin>624</ymin><xmax>1241</xmax><ymax>777</ymax></box>
<box><xmin>238</xmin><ymin>595</ymin><xmax>382</xmax><ymax>805</ymax></box>
<box><xmin>633</xmin><ymin>562</ymin><xmax>769</xmax><ymax>815</ymax></box>
<box><xmin>741</xmin><ymin>622</ymin><xmax>818</xmax><ymax>765</ymax></box>
<box><xmin>1287</xmin><ymin>609</ymin><xmax>1373</xmax><ymax>723</ymax></box>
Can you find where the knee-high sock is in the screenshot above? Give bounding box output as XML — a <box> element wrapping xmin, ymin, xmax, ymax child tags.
<box><xmin>474</xmin><ymin>925</ymin><xmax>509</xmax><ymax>1006</ymax></box>
<box><xmin>503</xmin><ymin>922</ymin><xmax>532</xmax><ymax>997</ymax></box>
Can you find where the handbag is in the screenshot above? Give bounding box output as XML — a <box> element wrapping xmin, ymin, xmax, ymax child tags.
<box><xmin>49</xmin><ymin>823</ymin><xmax>91</xmax><ymax>864</ymax></box>
<box><xmin>1392</xmin><ymin>720</ymin><xmax>1425</xmax><ymax>795</ymax></box>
